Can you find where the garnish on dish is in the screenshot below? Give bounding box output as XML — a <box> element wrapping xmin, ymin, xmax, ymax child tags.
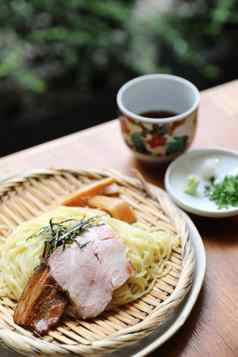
<box><xmin>200</xmin><ymin>158</ymin><xmax>219</xmax><ymax>181</ymax></box>
<box><xmin>184</xmin><ymin>158</ymin><xmax>220</xmax><ymax>197</ymax></box>
<box><xmin>184</xmin><ymin>175</ymin><xmax>200</xmax><ymax>197</ymax></box>
<box><xmin>184</xmin><ymin>157</ymin><xmax>238</xmax><ymax>209</ymax></box>
<box><xmin>0</xmin><ymin>178</ymin><xmax>176</xmax><ymax>336</ymax></box>
<box><xmin>205</xmin><ymin>175</ymin><xmax>238</xmax><ymax>208</ymax></box>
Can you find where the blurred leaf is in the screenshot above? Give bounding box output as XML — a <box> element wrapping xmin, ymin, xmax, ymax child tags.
<box><xmin>31</xmin><ymin>27</ymin><xmax>92</xmax><ymax>45</ymax></box>
<box><xmin>203</xmin><ymin>64</ymin><xmax>220</xmax><ymax>79</ymax></box>
<box><xmin>15</xmin><ymin>71</ymin><xmax>46</xmax><ymax>92</ymax></box>
<box><xmin>0</xmin><ymin>48</ymin><xmax>24</xmax><ymax>77</ymax></box>
<box><xmin>212</xmin><ymin>0</ymin><xmax>236</xmax><ymax>26</ymax></box>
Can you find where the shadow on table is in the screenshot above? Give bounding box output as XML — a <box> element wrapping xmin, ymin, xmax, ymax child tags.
<box><xmin>192</xmin><ymin>215</ymin><xmax>238</xmax><ymax>246</ymax></box>
<box><xmin>133</xmin><ymin>159</ymin><xmax>168</xmax><ymax>188</ymax></box>
<box><xmin>151</xmin><ymin>287</ymin><xmax>205</xmax><ymax>357</ymax></box>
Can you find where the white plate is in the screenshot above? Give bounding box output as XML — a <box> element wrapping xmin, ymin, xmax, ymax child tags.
<box><xmin>165</xmin><ymin>148</ymin><xmax>238</xmax><ymax>217</ymax></box>
<box><xmin>0</xmin><ymin>183</ymin><xmax>206</xmax><ymax>357</ymax></box>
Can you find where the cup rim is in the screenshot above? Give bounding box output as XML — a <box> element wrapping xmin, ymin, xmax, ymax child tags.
<box><xmin>117</xmin><ymin>74</ymin><xmax>200</xmax><ymax>124</ymax></box>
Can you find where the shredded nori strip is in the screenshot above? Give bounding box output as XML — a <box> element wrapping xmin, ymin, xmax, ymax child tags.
<box><xmin>28</xmin><ymin>216</ymin><xmax>101</xmax><ymax>257</ymax></box>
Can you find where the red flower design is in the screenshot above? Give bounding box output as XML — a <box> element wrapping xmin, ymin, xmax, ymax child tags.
<box><xmin>147</xmin><ymin>135</ymin><xmax>166</xmax><ymax>148</ymax></box>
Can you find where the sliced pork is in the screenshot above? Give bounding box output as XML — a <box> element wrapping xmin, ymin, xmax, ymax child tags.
<box><xmin>14</xmin><ymin>264</ymin><xmax>68</xmax><ymax>336</ymax></box>
<box><xmin>48</xmin><ymin>224</ymin><xmax>130</xmax><ymax>319</ymax></box>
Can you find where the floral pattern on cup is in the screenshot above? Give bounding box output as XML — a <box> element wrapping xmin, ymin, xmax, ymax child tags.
<box><xmin>120</xmin><ymin>112</ymin><xmax>197</xmax><ymax>158</ymax></box>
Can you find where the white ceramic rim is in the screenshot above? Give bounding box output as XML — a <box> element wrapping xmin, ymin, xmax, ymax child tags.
<box><xmin>117</xmin><ymin>74</ymin><xmax>200</xmax><ymax>124</ymax></box>
<box><xmin>133</xmin><ymin>184</ymin><xmax>206</xmax><ymax>356</ymax></box>
<box><xmin>165</xmin><ymin>148</ymin><xmax>238</xmax><ymax>218</ymax></box>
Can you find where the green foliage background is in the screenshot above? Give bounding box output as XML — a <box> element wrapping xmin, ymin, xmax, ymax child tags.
<box><xmin>0</xmin><ymin>0</ymin><xmax>237</xmax><ymax>93</ymax></box>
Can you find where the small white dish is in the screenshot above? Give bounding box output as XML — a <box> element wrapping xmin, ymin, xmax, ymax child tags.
<box><xmin>165</xmin><ymin>148</ymin><xmax>238</xmax><ymax>217</ymax></box>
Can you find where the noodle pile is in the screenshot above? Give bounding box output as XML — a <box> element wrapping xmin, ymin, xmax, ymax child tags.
<box><xmin>0</xmin><ymin>206</ymin><xmax>178</xmax><ymax>305</ymax></box>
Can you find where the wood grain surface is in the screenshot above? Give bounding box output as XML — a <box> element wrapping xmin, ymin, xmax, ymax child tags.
<box><xmin>1</xmin><ymin>80</ymin><xmax>238</xmax><ymax>357</ymax></box>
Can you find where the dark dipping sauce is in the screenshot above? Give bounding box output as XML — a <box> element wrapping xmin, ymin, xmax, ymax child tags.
<box><xmin>140</xmin><ymin>110</ymin><xmax>178</xmax><ymax>119</ymax></box>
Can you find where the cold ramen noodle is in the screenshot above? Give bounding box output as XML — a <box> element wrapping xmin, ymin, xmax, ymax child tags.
<box><xmin>0</xmin><ymin>178</ymin><xmax>178</xmax><ymax>336</ymax></box>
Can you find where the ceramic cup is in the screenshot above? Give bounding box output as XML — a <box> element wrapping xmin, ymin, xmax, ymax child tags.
<box><xmin>117</xmin><ymin>74</ymin><xmax>200</xmax><ymax>163</ymax></box>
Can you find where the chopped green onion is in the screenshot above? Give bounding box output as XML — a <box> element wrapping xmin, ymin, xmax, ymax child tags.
<box><xmin>205</xmin><ymin>175</ymin><xmax>238</xmax><ymax>208</ymax></box>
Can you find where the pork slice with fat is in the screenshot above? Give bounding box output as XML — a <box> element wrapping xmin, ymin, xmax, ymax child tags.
<box><xmin>48</xmin><ymin>224</ymin><xmax>130</xmax><ymax>319</ymax></box>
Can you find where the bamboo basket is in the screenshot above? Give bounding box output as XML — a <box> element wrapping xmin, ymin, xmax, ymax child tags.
<box><xmin>0</xmin><ymin>169</ymin><xmax>195</xmax><ymax>356</ymax></box>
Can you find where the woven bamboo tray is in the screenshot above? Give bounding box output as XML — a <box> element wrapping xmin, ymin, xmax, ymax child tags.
<box><xmin>0</xmin><ymin>169</ymin><xmax>195</xmax><ymax>356</ymax></box>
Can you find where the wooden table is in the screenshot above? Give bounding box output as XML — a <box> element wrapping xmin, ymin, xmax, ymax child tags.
<box><xmin>1</xmin><ymin>80</ymin><xmax>238</xmax><ymax>357</ymax></box>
